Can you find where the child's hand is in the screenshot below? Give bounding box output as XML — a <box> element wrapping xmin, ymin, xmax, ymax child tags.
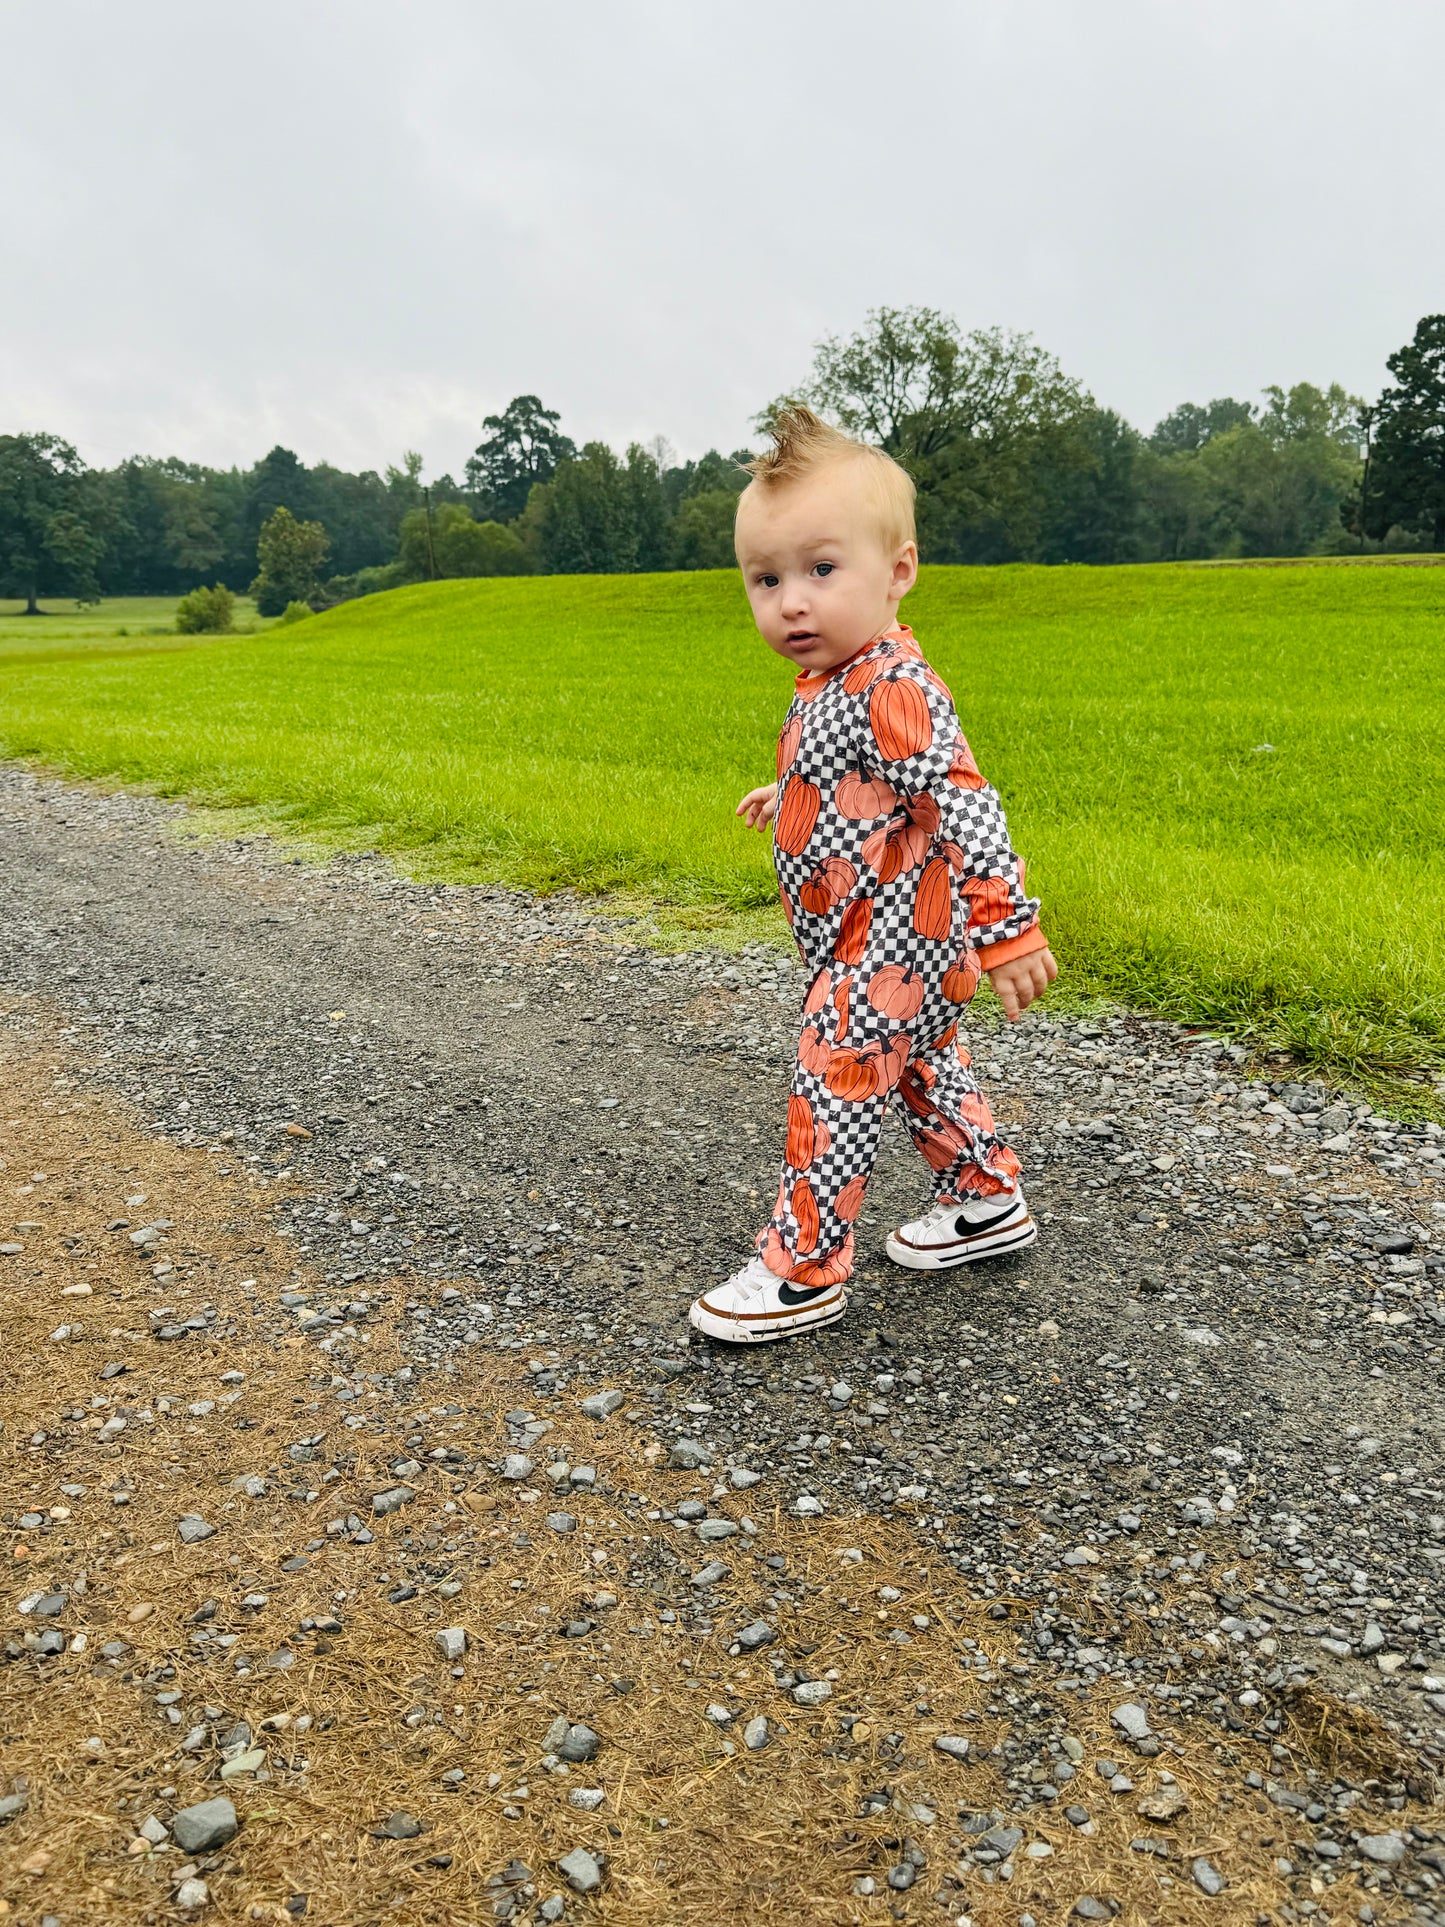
<box><xmin>736</xmin><ymin>783</ymin><xmax>778</xmax><ymax>832</ymax></box>
<box><xmin>986</xmin><ymin>947</ymin><xmax>1058</xmax><ymax>1022</ymax></box>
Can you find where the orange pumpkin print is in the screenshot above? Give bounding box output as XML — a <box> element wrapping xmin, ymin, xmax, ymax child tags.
<box><xmin>940</xmin><ymin>838</ymin><xmax>967</xmax><ymax>874</ymax></box>
<box><xmin>791</xmin><ymin>1234</ymin><xmax>854</xmax><ymax>1289</ymax></box>
<box><xmin>835</xmin><ymin>1173</ymin><xmax>868</xmax><ymax>1222</ymax></box>
<box><xmin>798</xmin><ymin>856</ymin><xmax>857</xmax><ymax>916</ymax></box>
<box><xmin>798</xmin><ymin>1024</ymin><xmax>830</xmax><ymax>1076</ymax></box>
<box><xmin>776</xmin><ymin>713</ymin><xmax>802</xmax><ymax>780</ymax></box>
<box><xmin>832</xmin><ymin>975</ymin><xmax>851</xmax><ymax>1042</ymax></box>
<box><xmin>917</xmin><ymin>1120</ymin><xmax>969</xmax><ymax>1173</ymax></box>
<box><xmin>778</xmin><ymin>884</ymin><xmax>795</xmax><ymax>927</ymax></box>
<box><xmin>866</xmin><ymin>964</ymin><xmax>925</xmax><ymax>1021</ymax></box>
<box><xmin>869</xmin><ymin>677</ymin><xmax>933</xmax><ymax>761</ymax></box>
<box><xmin>803</xmin><ymin>967</ymin><xmax>832</xmax><ymax>1014</ymax></box>
<box><xmin>935</xmin><ymin>1021</ymin><xmax>958</xmax><ymax>1050</ymax></box>
<box><xmin>786</xmin><ymin>1094</ymin><xmax>816</xmax><ymax>1169</ymax></box>
<box><xmin>843</xmin><ymin>653</ymin><xmax>889</xmax><ymax>695</ymax></box>
<box><xmin>757</xmin><ymin>1226</ymin><xmax>791</xmax><ymax>1277</ymax></box>
<box><xmin>948</xmin><ymin>735</ymin><xmax>986</xmax><ymax>790</ymax></box>
<box><xmin>774</xmin><ymin>775</ymin><xmax>821</xmax><ymax>856</ymax></box>
<box><xmin>963</xmin><ymin>873</ymin><xmax>1014</xmax><ymax>928</ymax></box>
<box><xmin>942</xmin><ymin>949</ymin><xmax>982</xmax><ymax>1004</ymax></box>
<box><xmin>912</xmin><ymin>856</ymin><xmax>953</xmax><ymax>941</ymax></box>
<box><xmin>959</xmin><ymin>1090</ymin><xmax>993</xmax><ymax>1132</ymax></box>
<box><xmin>905</xmin><ymin>792</ymin><xmax>940</xmax><ymax>836</ymax></box>
<box><xmin>791</xmin><ymin>1176</ymin><xmax>820</xmax><ymax>1254</ymax></box>
<box><xmin>834</xmin><ymin>897</ymin><xmax>872</xmax><ymax>966</ymax></box>
<box><xmin>899</xmin><ymin>1073</ymin><xmax>934</xmax><ymax>1120</ymax></box>
<box><xmin>824</xmin><ymin>1046</ymin><xmax>877</xmax><ymax>1102</ymax></box>
<box><xmin>875</xmin><ymin>1034</ymin><xmax>910</xmax><ymax>1095</ymax></box>
<box><xmin>835</xmin><ymin>770</ymin><xmax>897</xmax><ymax>820</ymax></box>
<box><xmin>862</xmin><ymin>818</ymin><xmax>930</xmax><ymax>882</ymax></box>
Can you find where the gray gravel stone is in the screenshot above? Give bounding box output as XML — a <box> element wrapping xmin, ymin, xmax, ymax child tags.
<box><xmin>1191</xmin><ymin>1857</ymin><xmax>1226</xmax><ymax>1896</ymax></box>
<box><xmin>371</xmin><ymin>1486</ymin><xmax>415</xmax><ymax>1516</ymax></box>
<box><xmin>743</xmin><ymin>1716</ymin><xmax>769</xmax><ymax>1750</ymax></box>
<box><xmin>668</xmin><ymin>1438</ymin><xmax>710</xmax><ymax>1470</ymax></box>
<box><xmin>558</xmin><ymin>1846</ymin><xmax>604</xmax><ymax>1894</ymax></box>
<box><xmin>1110</xmin><ymin>1703</ymin><xmax>1151</xmax><ymax>1742</ymax></box>
<box><xmin>176</xmin><ymin>1515</ymin><xmax>216</xmax><ymax>1544</ymax></box>
<box><xmin>1358</xmin><ymin>1831</ymin><xmax>1406</xmax><ymax>1866</ymax></box>
<box><xmin>433</xmin><ymin>1626</ymin><xmax>466</xmax><ymax>1662</ymax></box>
<box><xmin>170</xmin><ymin>1796</ymin><xmax>237</xmax><ymax>1854</ymax></box>
<box><xmin>933</xmin><ymin>1735</ymin><xmax>971</xmax><ymax>1762</ymax></box>
<box><xmin>792</xmin><ymin>1679</ymin><xmax>832</xmax><ymax>1706</ymax></box>
<box><xmin>580</xmin><ymin>1390</ymin><xmax>623</xmax><ymax>1419</ymax></box>
<box><xmin>502</xmin><ymin>1455</ymin><xmax>534</xmax><ymax>1481</ymax></box>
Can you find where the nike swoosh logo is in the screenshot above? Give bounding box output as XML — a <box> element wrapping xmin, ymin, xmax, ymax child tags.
<box><xmin>778</xmin><ymin>1282</ymin><xmax>837</xmax><ymax>1307</ymax></box>
<box><xmin>953</xmin><ymin>1204</ymin><xmax>1022</xmax><ymax>1237</ymax></box>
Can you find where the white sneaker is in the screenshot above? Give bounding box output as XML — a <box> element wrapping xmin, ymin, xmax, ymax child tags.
<box><xmin>885</xmin><ymin>1188</ymin><xmax>1036</xmax><ymax>1270</ymax></box>
<box><xmin>688</xmin><ymin>1256</ymin><xmax>848</xmax><ymax>1344</ymax></box>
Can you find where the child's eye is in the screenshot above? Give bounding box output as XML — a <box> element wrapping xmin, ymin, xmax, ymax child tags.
<box><xmin>757</xmin><ymin>572</ymin><xmax>779</xmax><ymax>589</ymax></box>
<box><xmin>813</xmin><ymin>562</ymin><xmax>834</xmax><ymax>577</ymax></box>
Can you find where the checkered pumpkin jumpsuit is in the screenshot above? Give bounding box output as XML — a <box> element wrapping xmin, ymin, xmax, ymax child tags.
<box><xmin>756</xmin><ymin>625</ymin><xmax>1046</xmax><ymax>1288</ymax></box>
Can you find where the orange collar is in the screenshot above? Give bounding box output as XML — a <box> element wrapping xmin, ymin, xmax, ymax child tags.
<box><xmin>793</xmin><ymin>623</ymin><xmax>916</xmax><ymax>700</ymax></box>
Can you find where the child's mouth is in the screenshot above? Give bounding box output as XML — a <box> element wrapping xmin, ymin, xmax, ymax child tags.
<box><xmin>787</xmin><ymin>631</ymin><xmax>819</xmax><ymax>646</ymax></box>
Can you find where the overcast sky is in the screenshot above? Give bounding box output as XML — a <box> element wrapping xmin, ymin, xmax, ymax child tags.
<box><xmin>3</xmin><ymin>0</ymin><xmax>1440</xmax><ymax>477</ymax></box>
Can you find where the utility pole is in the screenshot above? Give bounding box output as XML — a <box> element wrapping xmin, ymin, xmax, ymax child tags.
<box><xmin>423</xmin><ymin>485</ymin><xmax>439</xmax><ymax>580</ymax></box>
<box><xmin>1358</xmin><ymin>405</ymin><xmax>1375</xmax><ymax>552</ymax></box>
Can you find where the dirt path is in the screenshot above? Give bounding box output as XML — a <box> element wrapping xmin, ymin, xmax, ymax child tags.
<box><xmin>2</xmin><ymin>763</ymin><xmax>1444</xmax><ymax>1924</ymax></box>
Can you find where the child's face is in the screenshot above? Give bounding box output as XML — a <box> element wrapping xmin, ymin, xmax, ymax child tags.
<box><xmin>735</xmin><ymin>464</ymin><xmax>918</xmax><ymax>676</ymax></box>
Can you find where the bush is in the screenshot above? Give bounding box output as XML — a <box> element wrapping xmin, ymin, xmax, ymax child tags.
<box><xmin>276</xmin><ymin>600</ymin><xmax>313</xmax><ymax>625</ymax></box>
<box><xmin>320</xmin><ymin>563</ymin><xmax>405</xmax><ymax>604</ymax></box>
<box><xmin>174</xmin><ymin>584</ymin><xmax>235</xmax><ymax>634</ymax></box>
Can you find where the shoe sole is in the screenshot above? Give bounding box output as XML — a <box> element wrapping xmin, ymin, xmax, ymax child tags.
<box><xmin>688</xmin><ymin>1287</ymin><xmax>849</xmax><ymax>1345</ymax></box>
<box><xmin>885</xmin><ymin>1215</ymin><xmax>1037</xmax><ymax>1272</ymax></box>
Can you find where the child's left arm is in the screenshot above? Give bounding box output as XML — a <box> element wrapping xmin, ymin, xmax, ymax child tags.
<box><xmin>856</xmin><ymin>664</ymin><xmax>1055</xmax><ymax>1015</ymax></box>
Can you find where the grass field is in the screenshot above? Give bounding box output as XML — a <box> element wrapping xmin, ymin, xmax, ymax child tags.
<box><xmin>0</xmin><ymin>595</ymin><xmax>268</xmax><ymax>658</ymax></box>
<box><xmin>0</xmin><ymin>566</ymin><xmax>1441</xmax><ymax>1100</ymax></box>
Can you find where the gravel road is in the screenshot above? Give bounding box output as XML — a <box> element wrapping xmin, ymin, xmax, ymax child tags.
<box><xmin>3</xmin><ymin>762</ymin><xmax>1445</xmax><ymax>1910</ymax></box>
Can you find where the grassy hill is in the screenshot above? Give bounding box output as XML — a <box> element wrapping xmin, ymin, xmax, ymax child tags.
<box><xmin>1</xmin><ymin>564</ymin><xmax>1441</xmax><ymax>1095</ymax></box>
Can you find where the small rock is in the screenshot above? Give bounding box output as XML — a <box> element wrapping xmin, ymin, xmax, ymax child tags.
<box><xmin>887</xmin><ymin>1863</ymin><xmax>915</xmax><ymax>1891</ymax></box>
<box><xmin>568</xmin><ymin>1788</ymin><xmax>605</xmax><ymax>1811</ymax></box>
<box><xmin>792</xmin><ymin>1679</ymin><xmax>832</xmax><ymax>1707</ymax></box>
<box><xmin>933</xmin><ymin>1735</ymin><xmax>971</xmax><ymax>1762</ymax></box>
<box><xmin>729</xmin><ymin>1468</ymin><xmax>762</xmax><ymax>1489</ymax></box>
<box><xmin>983</xmin><ymin>1825</ymin><xmax>1023</xmax><ymax>1857</ymax></box>
<box><xmin>695</xmin><ymin>1518</ymin><xmax>737</xmax><ymax>1542</ymax></box>
<box><xmin>219</xmin><ymin>1749</ymin><xmax>266</xmax><ymax>1782</ymax></box>
<box><xmin>736</xmin><ymin>1620</ymin><xmax>775</xmax><ymax>1651</ymax></box>
<box><xmin>372</xmin><ymin>1486</ymin><xmax>415</xmax><ymax>1516</ymax></box>
<box><xmin>580</xmin><ymin>1390</ymin><xmax>623</xmax><ymax>1419</ymax></box>
<box><xmin>690</xmin><ymin>1562</ymin><xmax>730</xmax><ymax>1590</ymax></box>
<box><xmin>171</xmin><ymin>1796</ymin><xmax>238</xmax><ymax>1854</ymax></box>
<box><xmin>743</xmin><ymin>1716</ymin><xmax>769</xmax><ymax>1751</ymax></box>
<box><xmin>372</xmin><ymin>1811</ymin><xmax>423</xmax><ymax>1840</ymax></box>
<box><xmin>1192</xmin><ymin>1857</ymin><xmax>1226</xmax><ymax>1896</ymax></box>
<box><xmin>177</xmin><ymin>1516</ymin><xmax>216</xmax><ymax>1545</ymax></box>
<box><xmin>1110</xmin><ymin>1703</ymin><xmax>1151</xmax><ymax>1742</ymax></box>
<box><xmin>1073</xmin><ymin>1901</ymin><xmax>1115</xmax><ymax>1922</ymax></box>
<box><xmin>138</xmin><ymin>1815</ymin><xmax>168</xmax><ymax>1845</ymax></box>
<box><xmin>557</xmin><ymin>1723</ymin><xmax>600</xmax><ymax>1764</ymax></box>
<box><xmin>539</xmin><ymin>1898</ymin><xmax>565</xmax><ymax>1924</ymax></box>
<box><xmin>502</xmin><ymin>1455</ymin><xmax>534</xmax><ymax>1481</ymax></box>
<box><xmin>558</xmin><ymin>1847</ymin><xmax>604</xmax><ymax>1895</ymax></box>
<box><xmin>705</xmin><ymin>1702</ymin><xmax>734</xmax><ymax>1725</ymax></box>
<box><xmin>546</xmin><ymin>1512</ymin><xmax>577</xmax><ymax>1534</ymax></box>
<box><xmin>175</xmin><ymin>1877</ymin><xmax>209</xmax><ymax>1910</ymax></box>
<box><xmin>669</xmin><ymin>1438</ymin><xmax>710</xmax><ymax>1470</ymax></box>
<box><xmin>1358</xmin><ymin>1831</ymin><xmax>1406</xmax><ymax>1867</ymax></box>
<box><xmin>434</xmin><ymin>1627</ymin><xmax>467</xmax><ymax>1663</ymax></box>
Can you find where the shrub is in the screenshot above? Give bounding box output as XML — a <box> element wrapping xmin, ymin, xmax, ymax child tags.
<box><xmin>277</xmin><ymin>600</ymin><xmax>313</xmax><ymax>625</ymax></box>
<box><xmin>174</xmin><ymin>584</ymin><xmax>235</xmax><ymax>634</ymax></box>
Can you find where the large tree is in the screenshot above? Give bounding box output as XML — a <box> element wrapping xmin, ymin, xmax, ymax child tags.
<box><xmin>1363</xmin><ymin>315</ymin><xmax>1445</xmax><ymax>550</ymax></box>
<box><xmin>0</xmin><ymin>433</ymin><xmax>105</xmax><ymax>612</ymax></box>
<box><xmin>466</xmin><ymin>395</ymin><xmax>575</xmax><ymax>523</ymax></box>
<box><xmin>768</xmin><ymin>306</ymin><xmax>1094</xmax><ymax>561</ymax></box>
<box><xmin>249</xmin><ymin>505</ymin><xmax>330</xmax><ymax>615</ymax></box>
<box><xmin>1148</xmin><ymin>397</ymin><xmax>1256</xmax><ymax>454</ymax></box>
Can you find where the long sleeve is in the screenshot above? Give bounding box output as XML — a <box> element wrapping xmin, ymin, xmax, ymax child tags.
<box><xmin>852</xmin><ymin>658</ymin><xmax>1045</xmax><ymax>963</ymax></box>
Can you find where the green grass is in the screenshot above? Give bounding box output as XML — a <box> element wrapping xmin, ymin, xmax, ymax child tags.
<box><xmin>0</xmin><ymin>595</ymin><xmax>268</xmax><ymax>658</ymax></box>
<box><xmin>0</xmin><ymin>566</ymin><xmax>1441</xmax><ymax>1105</ymax></box>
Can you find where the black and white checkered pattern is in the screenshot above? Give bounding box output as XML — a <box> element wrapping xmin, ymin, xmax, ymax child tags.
<box><xmin>760</xmin><ymin>630</ymin><xmax>1034</xmax><ymax>1279</ymax></box>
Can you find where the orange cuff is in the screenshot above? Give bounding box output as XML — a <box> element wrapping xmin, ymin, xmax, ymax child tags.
<box><xmin>977</xmin><ymin>925</ymin><xmax>1049</xmax><ymax>969</ymax></box>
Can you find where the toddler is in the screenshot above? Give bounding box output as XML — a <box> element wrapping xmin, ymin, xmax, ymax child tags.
<box><xmin>688</xmin><ymin>408</ymin><xmax>1056</xmax><ymax>1343</ymax></box>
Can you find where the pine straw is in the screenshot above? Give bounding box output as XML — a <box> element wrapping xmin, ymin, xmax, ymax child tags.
<box><xmin>0</xmin><ymin>1016</ymin><xmax>1434</xmax><ymax>1926</ymax></box>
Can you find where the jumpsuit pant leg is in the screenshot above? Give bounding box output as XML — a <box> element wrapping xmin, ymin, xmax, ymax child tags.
<box><xmin>754</xmin><ymin>963</ymin><xmax>1021</xmax><ymax>1288</ymax></box>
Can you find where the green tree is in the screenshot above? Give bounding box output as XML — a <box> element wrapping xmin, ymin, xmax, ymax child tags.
<box><xmin>1148</xmin><ymin>397</ymin><xmax>1256</xmax><ymax>453</ymax></box>
<box><xmin>1363</xmin><ymin>315</ymin><xmax>1445</xmax><ymax>550</ymax></box>
<box><xmin>770</xmin><ymin>306</ymin><xmax>1094</xmax><ymax>561</ymax></box>
<box><xmin>1035</xmin><ymin>409</ymin><xmax>1148</xmax><ymax>564</ymax></box>
<box><xmin>525</xmin><ymin>442</ymin><xmax>639</xmax><ymax>573</ymax></box>
<box><xmin>249</xmin><ymin>505</ymin><xmax>330</xmax><ymax>616</ymax></box>
<box><xmin>174</xmin><ymin>583</ymin><xmax>234</xmax><ymax>633</ymax></box>
<box><xmin>395</xmin><ymin>501</ymin><xmax>531</xmax><ymax>579</ymax></box>
<box><xmin>670</xmin><ymin>490</ymin><xmax>740</xmax><ymax>568</ymax></box>
<box><xmin>466</xmin><ymin>396</ymin><xmax>575</xmax><ymax>523</ymax></box>
<box><xmin>0</xmin><ymin>433</ymin><xmax>105</xmax><ymax>612</ymax></box>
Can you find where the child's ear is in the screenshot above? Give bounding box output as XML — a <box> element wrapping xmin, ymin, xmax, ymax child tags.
<box><xmin>891</xmin><ymin>541</ymin><xmax>919</xmax><ymax>600</ymax></box>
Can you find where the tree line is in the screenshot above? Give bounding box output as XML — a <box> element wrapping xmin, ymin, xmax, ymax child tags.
<box><xmin>2</xmin><ymin>311</ymin><xmax>1442</xmax><ymax>612</ymax></box>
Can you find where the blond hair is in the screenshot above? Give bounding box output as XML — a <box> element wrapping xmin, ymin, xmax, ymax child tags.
<box><xmin>742</xmin><ymin>404</ymin><xmax>916</xmax><ymax>551</ymax></box>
